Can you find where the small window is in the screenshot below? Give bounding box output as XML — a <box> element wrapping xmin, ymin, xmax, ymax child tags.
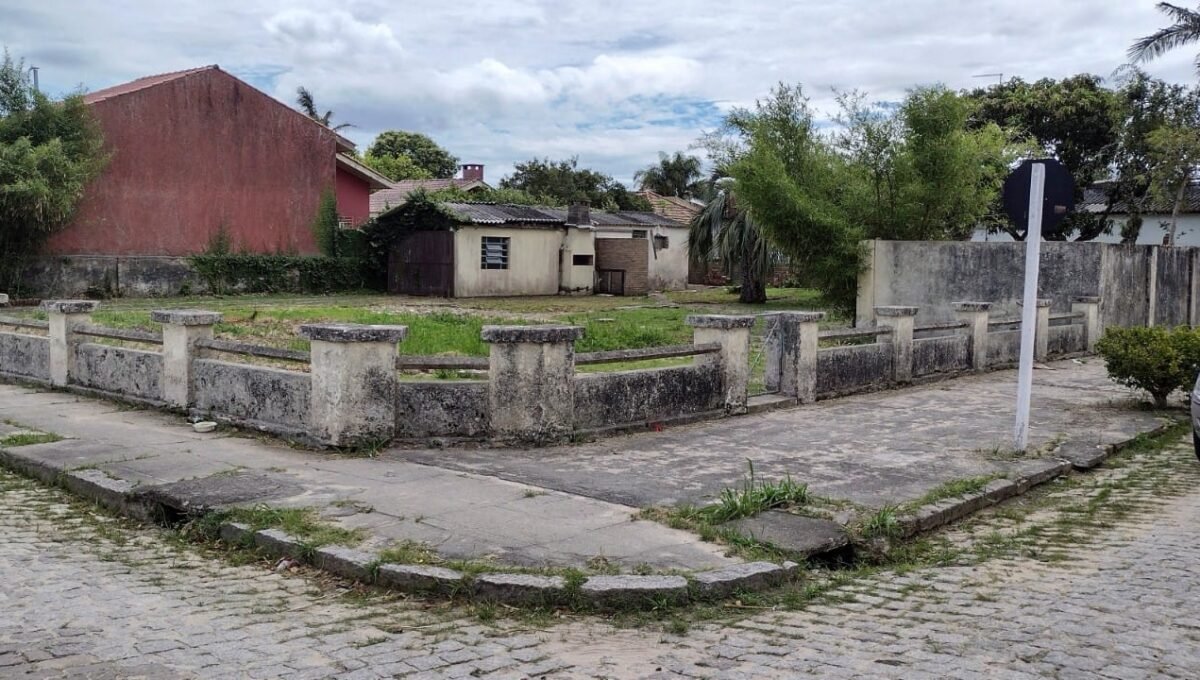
<box><xmin>572</xmin><ymin>254</ymin><xmax>594</xmax><ymax>266</ymax></box>
<box><xmin>653</xmin><ymin>234</ymin><xmax>669</xmax><ymax>249</ymax></box>
<box><xmin>481</xmin><ymin>236</ymin><xmax>510</xmax><ymax>269</ymax></box>
<box><xmin>631</xmin><ymin>230</ymin><xmax>648</xmax><ymax>239</ymax></box>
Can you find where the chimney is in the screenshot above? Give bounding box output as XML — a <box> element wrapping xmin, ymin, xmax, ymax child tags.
<box><xmin>566</xmin><ymin>203</ymin><xmax>591</xmax><ymax>227</ymax></box>
<box><xmin>461</xmin><ymin>164</ymin><xmax>484</xmax><ymax>182</ymax></box>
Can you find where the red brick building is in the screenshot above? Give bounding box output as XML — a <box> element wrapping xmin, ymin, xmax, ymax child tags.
<box><xmin>47</xmin><ymin>65</ymin><xmax>389</xmax><ymax>257</ymax></box>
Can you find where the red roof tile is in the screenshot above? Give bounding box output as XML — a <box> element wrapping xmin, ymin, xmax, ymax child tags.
<box><xmin>637</xmin><ymin>190</ymin><xmax>702</xmax><ymax>224</ymax></box>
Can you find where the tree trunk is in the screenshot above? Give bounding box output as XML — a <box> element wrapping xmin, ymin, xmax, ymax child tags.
<box><xmin>738</xmin><ymin>257</ymin><xmax>768</xmax><ymax>304</ymax></box>
<box><xmin>1169</xmin><ymin>178</ymin><xmax>1187</xmax><ymax>246</ymax></box>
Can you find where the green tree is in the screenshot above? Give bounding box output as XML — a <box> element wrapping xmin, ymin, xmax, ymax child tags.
<box><xmin>367</xmin><ymin>131</ymin><xmax>458</xmax><ymax>179</ymax></box>
<box><xmin>839</xmin><ymin>87</ymin><xmax>1020</xmax><ymax>241</ymax></box>
<box><xmin>966</xmin><ymin>75</ymin><xmax>1122</xmax><ymax>240</ymax></box>
<box><xmin>0</xmin><ymin>49</ymin><xmax>106</xmax><ymax>289</ymax></box>
<box><xmin>360</xmin><ymin>152</ymin><xmax>431</xmax><ymax>182</ymax></box>
<box><xmin>634</xmin><ymin>151</ymin><xmax>703</xmax><ymax>197</ymax></box>
<box><xmin>499</xmin><ymin>157</ymin><xmax>651</xmax><ymax>211</ymax></box>
<box><xmin>1129</xmin><ymin>2</ymin><xmax>1200</xmax><ymax>73</ymax></box>
<box><xmin>295</xmin><ymin>86</ymin><xmax>351</xmax><ymax>131</ymax></box>
<box><xmin>311</xmin><ymin>188</ymin><xmax>340</xmax><ymax>256</ymax></box>
<box><xmin>1147</xmin><ymin>123</ymin><xmax>1200</xmax><ymax>244</ymax></box>
<box><xmin>428</xmin><ymin>185</ymin><xmax>548</xmax><ymax>206</ymax></box>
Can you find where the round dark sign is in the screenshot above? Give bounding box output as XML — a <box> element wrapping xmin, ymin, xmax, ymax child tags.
<box><xmin>1002</xmin><ymin>158</ymin><xmax>1075</xmax><ymax>236</ymax></box>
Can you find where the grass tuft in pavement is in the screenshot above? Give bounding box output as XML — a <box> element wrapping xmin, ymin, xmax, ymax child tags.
<box><xmin>0</xmin><ymin>432</ymin><xmax>63</xmax><ymax>447</ymax></box>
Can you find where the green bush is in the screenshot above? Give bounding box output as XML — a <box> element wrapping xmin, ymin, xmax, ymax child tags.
<box><xmin>1095</xmin><ymin>326</ymin><xmax>1200</xmax><ymax>407</ymax></box>
<box><xmin>189</xmin><ymin>254</ymin><xmax>366</xmax><ymax>295</ymax></box>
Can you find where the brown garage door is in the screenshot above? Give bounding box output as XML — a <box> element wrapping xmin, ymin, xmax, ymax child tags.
<box><xmin>388</xmin><ymin>231</ymin><xmax>455</xmax><ymax>297</ymax></box>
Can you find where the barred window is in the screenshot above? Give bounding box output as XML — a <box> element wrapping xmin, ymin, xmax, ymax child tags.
<box><xmin>481</xmin><ymin>236</ymin><xmax>510</xmax><ymax>269</ymax></box>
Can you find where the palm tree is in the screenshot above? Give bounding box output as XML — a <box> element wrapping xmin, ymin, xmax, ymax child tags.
<box><xmin>688</xmin><ymin>183</ymin><xmax>774</xmax><ymax>303</ymax></box>
<box><xmin>1129</xmin><ymin>3</ymin><xmax>1200</xmax><ymax>72</ymax></box>
<box><xmin>634</xmin><ymin>151</ymin><xmax>703</xmax><ymax>197</ymax></box>
<box><xmin>296</xmin><ymin>86</ymin><xmax>352</xmax><ymax>131</ymax></box>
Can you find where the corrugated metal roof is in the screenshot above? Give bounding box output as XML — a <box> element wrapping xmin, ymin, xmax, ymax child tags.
<box><xmin>437</xmin><ymin>202</ymin><xmax>684</xmax><ymax>227</ymax></box>
<box><xmin>1083</xmin><ymin>181</ymin><xmax>1200</xmax><ymax>215</ymax></box>
<box><xmin>369</xmin><ymin>180</ymin><xmax>491</xmax><ymax>215</ymax></box>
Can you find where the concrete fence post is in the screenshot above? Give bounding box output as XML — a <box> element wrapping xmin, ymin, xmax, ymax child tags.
<box><xmin>1018</xmin><ymin>298</ymin><xmax>1052</xmax><ymax>361</ymax></box>
<box><xmin>953</xmin><ymin>302</ymin><xmax>992</xmax><ymax>371</ymax></box>
<box><xmin>298</xmin><ymin>323</ymin><xmax>408</xmax><ymax>448</ymax></box>
<box><xmin>1071</xmin><ymin>296</ymin><xmax>1102</xmax><ymax>353</ymax></box>
<box><xmin>42</xmin><ymin>300</ymin><xmax>99</xmax><ymax>388</ymax></box>
<box><xmin>482</xmin><ymin>325</ymin><xmax>583</xmax><ymax>443</ymax></box>
<box><xmin>152</xmin><ymin>309</ymin><xmax>222</xmax><ymax>409</ymax></box>
<box><xmin>686</xmin><ymin>314</ymin><xmax>756</xmax><ymax>414</ymax></box>
<box><xmin>761</xmin><ymin>311</ymin><xmax>825</xmax><ymax>404</ymax></box>
<box><xmin>874</xmin><ymin>306</ymin><xmax>918</xmax><ymax>384</ymax></box>
<box><xmin>0</xmin><ymin>293</ymin><xmax>8</xmax><ymax>307</ymax></box>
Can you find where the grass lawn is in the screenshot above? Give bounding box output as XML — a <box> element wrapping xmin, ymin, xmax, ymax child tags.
<box><xmin>10</xmin><ymin>287</ymin><xmax>842</xmax><ymax>381</ymax></box>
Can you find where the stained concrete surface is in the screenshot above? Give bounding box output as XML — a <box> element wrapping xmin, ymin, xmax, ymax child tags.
<box><xmin>399</xmin><ymin>359</ymin><xmax>1171</xmax><ymax>509</ymax></box>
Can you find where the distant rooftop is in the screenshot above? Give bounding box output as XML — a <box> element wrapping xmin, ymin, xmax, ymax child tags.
<box><xmin>432</xmin><ymin>202</ymin><xmax>685</xmax><ymax>228</ymax></box>
<box><xmin>1082</xmin><ymin>181</ymin><xmax>1200</xmax><ymax>215</ymax></box>
<box><xmin>637</xmin><ymin>190</ymin><xmax>703</xmax><ymax>223</ymax></box>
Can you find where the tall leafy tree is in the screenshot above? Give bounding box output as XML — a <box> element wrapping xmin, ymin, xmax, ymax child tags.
<box><xmin>1147</xmin><ymin>123</ymin><xmax>1200</xmax><ymax>244</ymax></box>
<box><xmin>367</xmin><ymin>131</ymin><xmax>458</xmax><ymax>179</ymax></box>
<box><xmin>295</xmin><ymin>86</ymin><xmax>351</xmax><ymax>131</ymax></box>
<box><xmin>634</xmin><ymin>151</ymin><xmax>703</xmax><ymax>197</ymax></box>
<box><xmin>1129</xmin><ymin>2</ymin><xmax>1200</xmax><ymax>72</ymax></box>
<box><xmin>499</xmin><ymin>157</ymin><xmax>651</xmax><ymax>211</ymax></box>
<box><xmin>360</xmin><ymin>152</ymin><xmax>431</xmax><ymax>182</ymax></box>
<box><xmin>0</xmin><ymin>49</ymin><xmax>106</xmax><ymax>289</ymax></box>
<box><xmin>966</xmin><ymin>75</ymin><xmax>1122</xmax><ymax>240</ymax></box>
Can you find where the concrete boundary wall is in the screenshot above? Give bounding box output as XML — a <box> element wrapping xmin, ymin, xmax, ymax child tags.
<box><xmin>857</xmin><ymin>239</ymin><xmax>1200</xmax><ymax>329</ymax></box>
<box><xmin>0</xmin><ymin>298</ymin><xmax>1099</xmax><ymax>447</ymax></box>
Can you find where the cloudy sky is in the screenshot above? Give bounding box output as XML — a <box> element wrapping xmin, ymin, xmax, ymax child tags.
<box><xmin>5</xmin><ymin>1</ymin><xmax>1198</xmax><ymax>185</ymax></box>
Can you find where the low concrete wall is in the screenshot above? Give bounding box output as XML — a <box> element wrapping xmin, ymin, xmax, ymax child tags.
<box><xmin>395</xmin><ymin>381</ymin><xmax>489</xmax><ymax>439</ymax></box>
<box><xmin>987</xmin><ymin>330</ymin><xmax>1021</xmax><ymax>366</ymax></box>
<box><xmin>816</xmin><ymin>344</ymin><xmax>893</xmax><ymax>397</ymax></box>
<box><xmin>74</xmin><ymin>344</ymin><xmax>163</xmax><ymax>401</ymax></box>
<box><xmin>18</xmin><ymin>256</ymin><xmax>207</xmax><ymax>298</ymax></box>
<box><xmin>573</xmin><ymin>363</ymin><xmax>723</xmax><ymax>430</ymax></box>
<box><xmin>192</xmin><ymin>359</ymin><xmax>310</xmax><ymax>433</ymax></box>
<box><xmin>912</xmin><ymin>335</ymin><xmax>970</xmax><ymax>378</ymax></box>
<box><xmin>0</xmin><ymin>334</ymin><xmax>50</xmax><ymax>381</ymax></box>
<box><xmin>1048</xmin><ymin>324</ymin><xmax>1085</xmax><ymax>357</ymax></box>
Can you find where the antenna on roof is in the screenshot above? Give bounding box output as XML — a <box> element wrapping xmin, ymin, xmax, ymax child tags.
<box><xmin>29</xmin><ymin>66</ymin><xmax>39</xmax><ymax>93</ymax></box>
<box><xmin>972</xmin><ymin>72</ymin><xmax>1004</xmax><ymax>85</ymax></box>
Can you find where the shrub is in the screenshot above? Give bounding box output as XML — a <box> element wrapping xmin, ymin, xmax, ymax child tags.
<box><xmin>189</xmin><ymin>254</ymin><xmax>366</xmax><ymax>294</ymax></box>
<box><xmin>1095</xmin><ymin>326</ymin><xmax>1200</xmax><ymax>407</ymax></box>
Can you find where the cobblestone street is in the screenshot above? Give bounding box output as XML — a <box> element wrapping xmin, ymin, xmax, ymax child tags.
<box><xmin>3</xmin><ymin>434</ymin><xmax>1200</xmax><ymax>679</ymax></box>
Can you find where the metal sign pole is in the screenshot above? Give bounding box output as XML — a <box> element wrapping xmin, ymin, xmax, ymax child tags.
<box><xmin>1014</xmin><ymin>162</ymin><xmax>1046</xmax><ymax>450</ymax></box>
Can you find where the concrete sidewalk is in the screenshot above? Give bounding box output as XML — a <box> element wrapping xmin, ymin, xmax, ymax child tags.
<box><xmin>400</xmin><ymin>359</ymin><xmax>1173</xmax><ymax>510</ymax></box>
<box><xmin>0</xmin><ymin>386</ymin><xmax>733</xmax><ymax>571</ymax></box>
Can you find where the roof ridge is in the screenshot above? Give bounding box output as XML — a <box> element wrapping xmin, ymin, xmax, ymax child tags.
<box><xmin>83</xmin><ymin>65</ymin><xmax>218</xmax><ymax>104</ymax></box>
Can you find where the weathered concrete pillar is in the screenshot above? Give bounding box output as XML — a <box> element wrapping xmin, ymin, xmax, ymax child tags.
<box><xmin>482</xmin><ymin>325</ymin><xmax>583</xmax><ymax>442</ymax></box>
<box><xmin>42</xmin><ymin>300</ymin><xmax>98</xmax><ymax>387</ymax></box>
<box><xmin>152</xmin><ymin>309</ymin><xmax>222</xmax><ymax>409</ymax></box>
<box><xmin>0</xmin><ymin>293</ymin><xmax>8</xmax><ymax>307</ymax></box>
<box><xmin>299</xmin><ymin>323</ymin><xmax>408</xmax><ymax>447</ymax></box>
<box><xmin>762</xmin><ymin>311</ymin><xmax>825</xmax><ymax>403</ymax></box>
<box><xmin>687</xmin><ymin>315</ymin><xmax>756</xmax><ymax>414</ymax></box>
<box><xmin>953</xmin><ymin>302</ymin><xmax>992</xmax><ymax>371</ymax></box>
<box><xmin>1071</xmin><ymin>296</ymin><xmax>1101</xmax><ymax>354</ymax></box>
<box><xmin>1018</xmin><ymin>298</ymin><xmax>1052</xmax><ymax>361</ymax></box>
<box><xmin>874</xmin><ymin>306</ymin><xmax>918</xmax><ymax>384</ymax></box>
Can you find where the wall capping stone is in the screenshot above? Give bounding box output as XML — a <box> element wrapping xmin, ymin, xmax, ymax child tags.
<box><xmin>1072</xmin><ymin>295</ymin><xmax>1101</xmax><ymax>304</ymax></box>
<box><xmin>873</xmin><ymin>306</ymin><xmax>919</xmax><ymax>317</ymax></box>
<box><xmin>151</xmin><ymin>309</ymin><xmax>223</xmax><ymax>326</ymax></box>
<box><xmin>299</xmin><ymin>323</ymin><xmax>408</xmax><ymax>343</ymax></box>
<box><xmin>952</xmin><ymin>301</ymin><xmax>992</xmax><ymax>312</ymax></box>
<box><xmin>480</xmin><ymin>325</ymin><xmax>584</xmax><ymax>343</ymax></box>
<box><xmin>760</xmin><ymin>311</ymin><xmax>826</xmax><ymax>323</ymax></box>
<box><xmin>685</xmin><ymin>314</ymin><xmax>756</xmax><ymax>329</ymax></box>
<box><xmin>40</xmin><ymin>300</ymin><xmax>99</xmax><ymax>314</ymax></box>
<box><xmin>1017</xmin><ymin>298</ymin><xmax>1052</xmax><ymax>308</ymax></box>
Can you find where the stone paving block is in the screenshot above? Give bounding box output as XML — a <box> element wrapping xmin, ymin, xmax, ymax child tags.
<box><xmin>580</xmin><ymin>575</ymin><xmax>689</xmax><ymax>608</ymax></box>
<box><xmin>473</xmin><ymin>573</ymin><xmax>565</xmax><ymax>605</ymax></box>
<box><xmin>375</xmin><ymin>564</ymin><xmax>463</xmax><ymax>594</ymax></box>
<box><xmin>691</xmin><ymin>562</ymin><xmax>790</xmax><ymax>599</ymax></box>
<box><xmin>724</xmin><ymin>512</ymin><xmax>849</xmax><ymax>557</ymax></box>
<box><xmin>313</xmin><ymin>546</ymin><xmax>374</xmax><ymax>582</ymax></box>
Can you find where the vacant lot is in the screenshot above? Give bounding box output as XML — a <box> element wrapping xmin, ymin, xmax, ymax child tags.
<box><xmin>7</xmin><ymin>287</ymin><xmax>839</xmax><ymax>382</ymax></box>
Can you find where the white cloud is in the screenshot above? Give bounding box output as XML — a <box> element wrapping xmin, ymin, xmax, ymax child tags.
<box><xmin>7</xmin><ymin>0</ymin><xmax>1199</xmax><ymax>186</ymax></box>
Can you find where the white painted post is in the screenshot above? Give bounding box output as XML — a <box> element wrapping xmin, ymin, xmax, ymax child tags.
<box><xmin>152</xmin><ymin>309</ymin><xmax>222</xmax><ymax>409</ymax></box>
<box><xmin>42</xmin><ymin>300</ymin><xmax>99</xmax><ymax>387</ymax></box>
<box><xmin>1014</xmin><ymin>163</ymin><xmax>1046</xmax><ymax>451</ymax></box>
